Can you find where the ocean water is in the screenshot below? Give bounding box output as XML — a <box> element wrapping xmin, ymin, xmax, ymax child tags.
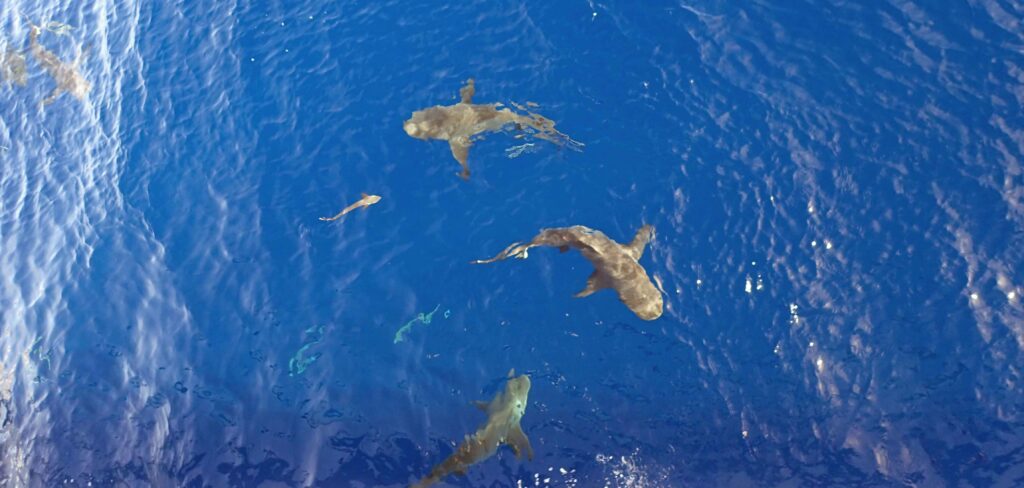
<box><xmin>2</xmin><ymin>0</ymin><xmax>1024</xmax><ymax>486</ymax></box>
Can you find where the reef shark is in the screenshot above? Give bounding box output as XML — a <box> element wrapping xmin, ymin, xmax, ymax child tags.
<box><xmin>403</xmin><ymin>78</ymin><xmax>580</xmax><ymax>180</ymax></box>
<box><xmin>319</xmin><ymin>193</ymin><xmax>381</xmax><ymax>221</ymax></box>
<box><xmin>412</xmin><ymin>369</ymin><xmax>533</xmax><ymax>488</ymax></box>
<box><xmin>28</xmin><ymin>24</ymin><xmax>89</xmax><ymax>105</ymax></box>
<box><xmin>473</xmin><ymin>224</ymin><xmax>664</xmax><ymax>320</ymax></box>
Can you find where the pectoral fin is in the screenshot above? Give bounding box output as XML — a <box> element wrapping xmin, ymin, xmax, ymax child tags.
<box><xmin>42</xmin><ymin>87</ymin><xmax>63</xmax><ymax>106</ymax></box>
<box><xmin>575</xmin><ymin>270</ymin><xmax>611</xmax><ymax>298</ymax></box>
<box><xmin>507</xmin><ymin>424</ymin><xmax>533</xmax><ymax>460</ymax></box>
<box><xmin>449</xmin><ymin>138</ymin><xmax>472</xmax><ymax>180</ymax></box>
<box><xmin>472</xmin><ymin>400</ymin><xmax>489</xmax><ymax>411</ymax></box>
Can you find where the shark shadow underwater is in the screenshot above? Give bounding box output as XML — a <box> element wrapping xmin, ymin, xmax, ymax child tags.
<box><xmin>403</xmin><ymin>78</ymin><xmax>581</xmax><ymax>180</ymax></box>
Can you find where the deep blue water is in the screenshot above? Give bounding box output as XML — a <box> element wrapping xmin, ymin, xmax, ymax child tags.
<box><xmin>3</xmin><ymin>0</ymin><xmax>1024</xmax><ymax>486</ymax></box>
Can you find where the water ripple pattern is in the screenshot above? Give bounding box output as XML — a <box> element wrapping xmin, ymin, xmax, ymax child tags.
<box><xmin>0</xmin><ymin>0</ymin><xmax>1022</xmax><ymax>486</ymax></box>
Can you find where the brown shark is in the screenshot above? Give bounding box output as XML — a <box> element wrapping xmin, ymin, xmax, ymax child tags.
<box><xmin>319</xmin><ymin>193</ymin><xmax>382</xmax><ymax>221</ymax></box>
<box><xmin>413</xmin><ymin>369</ymin><xmax>533</xmax><ymax>488</ymax></box>
<box><xmin>0</xmin><ymin>46</ymin><xmax>28</xmax><ymax>86</ymax></box>
<box><xmin>473</xmin><ymin>224</ymin><xmax>663</xmax><ymax>320</ymax></box>
<box><xmin>403</xmin><ymin>78</ymin><xmax>580</xmax><ymax>180</ymax></box>
<box><xmin>28</xmin><ymin>25</ymin><xmax>89</xmax><ymax>105</ymax></box>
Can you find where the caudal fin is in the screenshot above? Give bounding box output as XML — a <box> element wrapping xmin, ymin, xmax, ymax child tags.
<box><xmin>625</xmin><ymin>225</ymin><xmax>654</xmax><ymax>260</ymax></box>
<box><xmin>471</xmin><ymin>242</ymin><xmax>530</xmax><ymax>264</ymax></box>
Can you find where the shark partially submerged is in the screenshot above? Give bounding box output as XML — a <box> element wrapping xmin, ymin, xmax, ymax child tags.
<box><xmin>474</xmin><ymin>224</ymin><xmax>664</xmax><ymax>320</ymax></box>
<box><xmin>403</xmin><ymin>78</ymin><xmax>580</xmax><ymax>180</ymax></box>
<box><xmin>413</xmin><ymin>369</ymin><xmax>533</xmax><ymax>488</ymax></box>
<box><xmin>28</xmin><ymin>25</ymin><xmax>89</xmax><ymax>105</ymax></box>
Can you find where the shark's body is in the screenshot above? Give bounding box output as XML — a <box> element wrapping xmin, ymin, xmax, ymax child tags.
<box><xmin>28</xmin><ymin>25</ymin><xmax>89</xmax><ymax>104</ymax></box>
<box><xmin>403</xmin><ymin>78</ymin><xmax>578</xmax><ymax>180</ymax></box>
<box><xmin>413</xmin><ymin>370</ymin><xmax>533</xmax><ymax>488</ymax></box>
<box><xmin>319</xmin><ymin>193</ymin><xmax>381</xmax><ymax>221</ymax></box>
<box><xmin>1</xmin><ymin>47</ymin><xmax>28</xmax><ymax>86</ymax></box>
<box><xmin>474</xmin><ymin>225</ymin><xmax>663</xmax><ymax>320</ymax></box>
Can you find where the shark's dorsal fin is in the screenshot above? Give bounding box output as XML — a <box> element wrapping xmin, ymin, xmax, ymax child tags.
<box><xmin>507</xmin><ymin>368</ymin><xmax>515</xmax><ymax>378</ymax></box>
<box><xmin>360</xmin><ymin>192</ymin><xmax>368</xmax><ymax>199</ymax></box>
<box><xmin>625</xmin><ymin>225</ymin><xmax>654</xmax><ymax>261</ymax></box>
<box><xmin>449</xmin><ymin>138</ymin><xmax>472</xmax><ymax>180</ymax></box>
<box><xmin>507</xmin><ymin>424</ymin><xmax>534</xmax><ymax>460</ymax></box>
<box><xmin>459</xmin><ymin>78</ymin><xmax>475</xmax><ymax>103</ymax></box>
<box><xmin>575</xmin><ymin>270</ymin><xmax>611</xmax><ymax>298</ymax></box>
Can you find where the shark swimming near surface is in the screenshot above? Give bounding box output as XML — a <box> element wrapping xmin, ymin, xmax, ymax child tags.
<box><xmin>319</xmin><ymin>193</ymin><xmax>382</xmax><ymax>221</ymax></box>
<box><xmin>28</xmin><ymin>24</ymin><xmax>89</xmax><ymax>105</ymax></box>
<box><xmin>412</xmin><ymin>369</ymin><xmax>533</xmax><ymax>488</ymax></box>
<box><xmin>403</xmin><ymin>78</ymin><xmax>581</xmax><ymax>180</ymax></box>
<box><xmin>473</xmin><ymin>224</ymin><xmax>664</xmax><ymax>320</ymax></box>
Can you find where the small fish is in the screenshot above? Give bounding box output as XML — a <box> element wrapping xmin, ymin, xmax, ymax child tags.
<box><xmin>473</xmin><ymin>224</ymin><xmax>663</xmax><ymax>320</ymax></box>
<box><xmin>393</xmin><ymin>304</ymin><xmax>442</xmax><ymax>344</ymax></box>
<box><xmin>319</xmin><ymin>193</ymin><xmax>381</xmax><ymax>222</ymax></box>
<box><xmin>403</xmin><ymin>78</ymin><xmax>580</xmax><ymax>180</ymax></box>
<box><xmin>412</xmin><ymin>369</ymin><xmax>533</xmax><ymax>488</ymax></box>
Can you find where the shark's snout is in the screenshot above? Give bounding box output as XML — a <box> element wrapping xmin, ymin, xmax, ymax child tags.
<box><xmin>636</xmin><ymin>295</ymin><xmax>664</xmax><ymax>321</ymax></box>
<box><xmin>404</xmin><ymin>119</ymin><xmax>433</xmax><ymax>140</ymax></box>
<box><xmin>403</xmin><ymin>120</ymin><xmax>420</xmax><ymax>137</ymax></box>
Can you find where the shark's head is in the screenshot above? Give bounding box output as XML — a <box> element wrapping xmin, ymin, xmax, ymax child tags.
<box><xmin>622</xmin><ymin>279</ymin><xmax>664</xmax><ymax>321</ymax></box>
<box><xmin>403</xmin><ymin>107</ymin><xmax>450</xmax><ymax>140</ymax></box>
<box><xmin>635</xmin><ymin>292</ymin><xmax>664</xmax><ymax>321</ymax></box>
<box><xmin>505</xmin><ymin>374</ymin><xmax>531</xmax><ymax>419</ymax></box>
<box><xmin>69</xmin><ymin>74</ymin><xmax>91</xmax><ymax>99</ymax></box>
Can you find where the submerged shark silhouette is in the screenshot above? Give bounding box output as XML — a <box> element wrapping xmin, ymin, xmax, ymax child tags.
<box><xmin>1</xmin><ymin>46</ymin><xmax>28</xmax><ymax>87</ymax></box>
<box><xmin>403</xmin><ymin>78</ymin><xmax>579</xmax><ymax>180</ymax></box>
<box><xmin>28</xmin><ymin>24</ymin><xmax>89</xmax><ymax>105</ymax></box>
<box><xmin>412</xmin><ymin>369</ymin><xmax>533</xmax><ymax>488</ymax></box>
<box><xmin>474</xmin><ymin>224</ymin><xmax>664</xmax><ymax>320</ymax></box>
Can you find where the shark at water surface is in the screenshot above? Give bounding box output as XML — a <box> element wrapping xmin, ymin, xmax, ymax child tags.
<box><xmin>412</xmin><ymin>369</ymin><xmax>533</xmax><ymax>488</ymax></box>
<box><xmin>474</xmin><ymin>224</ymin><xmax>664</xmax><ymax>320</ymax></box>
<box><xmin>28</xmin><ymin>24</ymin><xmax>89</xmax><ymax>105</ymax></box>
<box><xmin>403</xmin><ymin>78</ymin><xmax>580</xmax><ymax>180</ymax></box>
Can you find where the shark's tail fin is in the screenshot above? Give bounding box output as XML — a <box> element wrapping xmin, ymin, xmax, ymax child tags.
<box><xmin>626</xmin><ymin>225</ymin><xmax>655</xmax><ymax>260</ymax></box>
<box><xmin>471</xmin><ymin>241</ymin><xmax>530</xmax><ymax>264</ymax></box>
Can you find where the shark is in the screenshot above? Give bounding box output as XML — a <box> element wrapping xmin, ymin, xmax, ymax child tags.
<box><xmin>319</xmin><ymin>193</ymin><xmax>382</xmax><ymax>221</ymax></box>
<box><xmin>412</xmin><ymin>369</ymin><xmax>534</xmax><ymax>488</ymax></box>
<box><xmin>28</xmin><ymin>24</ymin><xmax>90</xmax><ymax>105</ymax></box>
<box><xmin>403</xmin><ymin>78</ymin><xmax>580</xmax><ymax>180</ymax></box>
<box><xmin>473</xmin><ymin>224</ymin><xmax>664</xmax><ymax>320</ymax></box>
<box><xmin>0</xmin><ymin>46</ymin><xmax>28</xmax><ymax>86</ymax></box>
